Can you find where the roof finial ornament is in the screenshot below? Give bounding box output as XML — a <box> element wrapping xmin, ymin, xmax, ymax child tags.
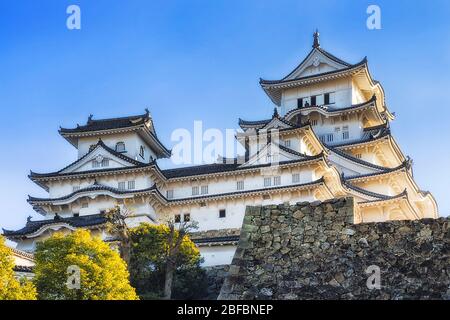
<box><xmin>313</xmin><ymin>29</ymin><xmax>320</xmax><ymax>48</ymax></box>
<box><xmin>88</xmin><ymin>114</ymin><xmax>94</xmax><ymax>123</ymax></box>
<box><xmin>273</xmin><ymin>107</ymin><xmax>279</xmax><ymax>118</ymax></box>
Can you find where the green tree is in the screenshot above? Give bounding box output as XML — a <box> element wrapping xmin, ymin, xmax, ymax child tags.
<box><xmin>33</xmin><ymin>229</ymin><xmax>138</xmax><ymax>300</ymax></box>
<box><xmin>130</xmin><ymin>223</ymin><xmax>208</xmax><ymax>300</ymax></box>
<box><xmin>0</xmin><ymin>236</ymin><xmax>37</xmax><ymax>300</ymax></box>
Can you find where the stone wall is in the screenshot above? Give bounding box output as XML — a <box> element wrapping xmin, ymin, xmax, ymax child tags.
<box><xmin>218</xmin><ymin>198</ymin><xmax>449</xmax><ymax>300</ymax></box>
<box><xmin>204</xmin><ymin>265</ymin><xmax>230</xmax><ymax>299</ymax></box>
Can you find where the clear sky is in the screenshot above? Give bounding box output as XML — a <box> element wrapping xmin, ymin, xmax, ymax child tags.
<box><xmin>1</xmin><ymin>0</ymin><xmax>449</xmax><ymax>233</ymax></box>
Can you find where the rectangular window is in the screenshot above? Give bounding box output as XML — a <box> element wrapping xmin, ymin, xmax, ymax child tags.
<box><xmin>292</xmin><ymin>173</ymin><xmax>300</xmax><ymax>183</ymax></box>
<box><xmin>311</xmin><ymin>119</ymin><xmax>318</xmax><ymax>126</ymax></box>
<box><xmin>166</xmin><ymin>189</ymin><xmax>174</xmax><ymax>199</ymax></box>
<box><xmin>297</xmin><ymin>98</ymin><xmax>303</xmax><ymax>108</ymax></box>
<box><xmin>127</xmin><ymin>181</ymin><xmax>135</xmax><ymax>190</ymax></box>
<box><xmin>174</xmin><ymin>214</ymin><xmax>181</xmax><ymax>223</ymax></box>
<box><xmin>355</xmin><ymin>154</ymin><xmax>362</xmax><ymax>159</ymax></box>
<box><xmin>101</xmin><ymin>159</ymin><xmax>109</xmax><ymax>167</ymax></box>
<box><xmin>183</xmin><ymin>213</ymin><xmax>190</xmax><ymax>222</ymax></box>
<box><xmin>219</xmin><ymin>209</ymin><xmax>226</xmax><ymax>218</ymax></box>
<box><xmin>311</xmin><ymin>95</ymin><xmax>317</xmax><ymax>106</ymax></box>
<box><xmin>327</xmin><ymin>134</ymin><xmax>334</xmax><ymax>142</ymax></box>
<box><xmin>72</xmin><ymin>186</ymin><xmax>80</xmax><ymax>192</ymax></box>
<box><xmin>201</xmin><ymin>185</ymin><xmax>208</xmax><ymax>195</ymax></box>
<box><xmin>274</xmin><ymin>176</ymin><xmax>281</xmax><ymax>186</ymax></box>
<box><xmin>92</xmin><ymin>160</ymin><xmax>100</xmax><ymax>168</ymax></box>
<box><xmin>118</xmin><ymin>182</ymin><xmax>126</xmax><ymax>191</ymax></box>
<box><xmin>342</xmin><ymin>131</ymin><xmax>350</xmax><ymax>140</ymax></box>
<box><xmin>324</xmin><ymin>93</ymin><xmax>330</xmax><ymax>105</ymax></box>
<box><xmin>192</xmin><ymin>186</ymin><xmax>199</xmax><ymax>196</ymax></box>
<box><xmin>334</xmin><ymin>127</ymin><xmax>341</xmax><ymax>132</ymax></box>
<box><xmin>319</xmin><ymin>135</ymin><xmax>326</xmax><ymax>143</ymax></box>
<box><xmin>284</xmin><ymin>140</ymin><xmax>291</xmax><ymax>148</ymax></box>
<box><xmin>264</xmin><ymin>177</ymin><xmax>272</xmax><ymax>187</ymax></box>
<box><xmin>236</xmin><ymin>181</ymin><xmax>244</xmax><ymax>191</ymax></box>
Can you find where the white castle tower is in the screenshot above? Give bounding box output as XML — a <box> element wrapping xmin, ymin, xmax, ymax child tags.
<box><xmin>3</xmin><ymin>32</ymin><xmax>438</xmax><ymax>267</ymax></box>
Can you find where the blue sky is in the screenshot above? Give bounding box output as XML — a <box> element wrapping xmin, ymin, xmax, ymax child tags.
<box><xmin>1</xmin><ymin>0</ymin><xmax>449</xmax><ymax>233</ymax></box>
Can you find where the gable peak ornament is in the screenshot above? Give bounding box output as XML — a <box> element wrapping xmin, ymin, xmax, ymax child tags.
<box><xmin>313</xmin><ymin>29</ymin><xmax>320</xmax><ymax>48</ymax></box>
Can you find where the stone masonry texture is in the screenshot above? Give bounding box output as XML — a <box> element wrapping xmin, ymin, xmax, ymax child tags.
<box><xmin>218</xmin><ymin>197</ymin><xmax>449</xmax><ymax>300</ymax></box>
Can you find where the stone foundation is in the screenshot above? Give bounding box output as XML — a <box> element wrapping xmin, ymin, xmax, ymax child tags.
<box><xmin>219</xmin><ymin>198</ymin><xmax>449</xmax><ymax>300</ymax></box>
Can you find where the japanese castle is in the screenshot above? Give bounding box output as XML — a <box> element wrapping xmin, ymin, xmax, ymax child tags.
<box><xmin>3</xmin><ymin>32</ymin><xmax>438</xmax><ymax>267</ymax></box>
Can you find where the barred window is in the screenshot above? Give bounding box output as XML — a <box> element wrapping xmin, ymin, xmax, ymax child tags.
<box><xmin>128</xmin><ymin>181</ymin><xmax>135</xmax><ymax>190</ymax></box>
<box><xmin>192</xmin><ymin>186</ymin><xmax>199</xmax><ymax>196</ymax></box>
<box><xmin>274</xmin><ymin>176</ymin><xmax>281</xmax><ymax>186</ymax></box>
<box><xmin>236</xmin><ymin>181</ymin><xmax>244</xmax><ymax>191</ymax></box>
<box><xmin>264</xmin><ymin>177</ymin><xmax>272</xmax><ymax>187</ymax></box>
<box><xmin>166</xmin><ymin>189</ymin><xmax>174</xmax><ymax>199</ymax></box>
<box><xmin>355</xmin><ymin>154</ymin><xmax>362</xmax><ymax>159</ymax></box>
<box><xmin>201</xmin><ymin>185</ymin><xmax>208</xmax><ymax>195</ymax></box>
<box><xmin>342</xmin><ymin>131</ymin><xmax>350</xmax><ymax>140</ymax></box>
<box><xmin>118</xmin><ymin>182</ymin><xmax>126</xmax><ymax>191</ymax></box>
<box><xmin>92</xmin><ymin>160</ymin><xmax>100</xmax><ymax>168</ymax></box>
<box><xmin>219</xmin><ymin>209</ymin><xmax>226</xmax><ymax>218</ymax></box>
<box><xmin>327</xmin><ymin>134</ymin><xmax>334</xmax><ymax>142</ymax></box>
<box><xmin>72</xmin><ymin>186</ymin><xmax>80</xmax><ymax>192</ymax></box>
<box><xmin>292</xmin><ymin>173</ymin><xmax>300</xmax><ymax>183</ymax></box>
<box><xmin>174</xmin><ymin>214</ymin><xmax>181</xmax><ymax>223</ymax></box>
<box><xmin>101</xmin><ymin>158</ymin><xmax>109</xmax><ymax>167</ymax></box>
<box><xmin>183</xmin><ymin>213</ymin><xmax>190</xmax><ymax>222</ymax></box>
<box><xmin>284</xmin><ymin>140</ymin><xmax>291</xmax><ymax>148</ymax></box>
<box><xmin>311</xmin><ymin>119</ymin><xmax>318</xmax><ymax>126</ymax></box>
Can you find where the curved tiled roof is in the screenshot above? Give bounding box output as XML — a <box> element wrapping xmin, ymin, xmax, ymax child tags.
<box><xmin>28</xmin><ymin>183</ymin><xmax>157</xmax><ymax>203</ymax></box>
<box><xmin>59</xmin><ymin>110</ymin><xmax>151</xmax><ymax>134</ymax></box>
<box><xmin>328</xmin><ymin>146</ymin><xmax>390</xmax><ymax>171</ymax></box>
<box><xmin>2</xmin><ymin>214</ymin><xmax>107</xmax><ymax>238</ymax></box>
<box><xmin>161</xmin><ymin>153</ymin><xmax>324</xmax><ymax>179</ymax></box>
<box><xmin>345</xmin><ymin>158</ymin><xmax>412</xmax><ymax>180</ymax></box>
<box><xmin>283</xmin><ymin>95</ymin><xmax>377</xmax><ymax>121</ymax></box>
<box><xmin>260</xmin><ymin>57</ymin><xmax>367</xmax><ymax>86</ymax></box>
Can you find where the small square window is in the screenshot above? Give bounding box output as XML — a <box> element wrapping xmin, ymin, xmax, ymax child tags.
<box><xmin>174</xmin><ymin>214</ymin><xmax>181</xmax><ymax>223</ymax></box>
<box><xmin>342</xmin><ymin>131</ymin><xmax>350</xmax><ymax>140</ymax></box>
<box><xmin>219</xmin><ymin>209</ymin><xmax>226</xmax><ymax>218</ymax></box>
<box><xmin>183</xmin><ymin>213</ymin><xmax>190</xmax><ymax>222</ymax></box>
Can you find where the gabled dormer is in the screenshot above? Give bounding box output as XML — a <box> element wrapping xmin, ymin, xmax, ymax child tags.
<box><xmin>59</xmin><ymin>109</ymin><xmax>171</xmax><ymax>161</ymax></box>
<box><xmin>259</xmin><ymin>31</ymin><xmax>388</xmax><ymax>118</ymax></box>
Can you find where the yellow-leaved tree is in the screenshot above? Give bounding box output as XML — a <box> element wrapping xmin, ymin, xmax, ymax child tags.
<box><xmin>33</xmin><ymin>229</ymin><xmax>138</xmax><ymax>300</ymax></box>
<box><xmin>0</xmin><ymin>236</ymin><xmax>37</xmax><ymax>300</ymax></box>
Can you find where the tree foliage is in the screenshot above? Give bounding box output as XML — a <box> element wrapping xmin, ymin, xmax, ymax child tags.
<box><xmin>0</xmin><ymin>236</ymin><xmax>37</xmax><ymax>300</ymax></box>
<box><xmin>129</xmin><ymin>223</ymin><xmax>208</xmax><ymax>299</ymax></box>
<box><xmin>33</xmin><ymin>229</ymin><xmax>138</xmax><ymax>300</ymax></box>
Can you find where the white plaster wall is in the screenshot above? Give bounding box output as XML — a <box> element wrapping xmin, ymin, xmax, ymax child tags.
<box><xmin>199</xmin><ymin>245</ymin><xmax>236</xmax><ymax>267</ymax></box>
